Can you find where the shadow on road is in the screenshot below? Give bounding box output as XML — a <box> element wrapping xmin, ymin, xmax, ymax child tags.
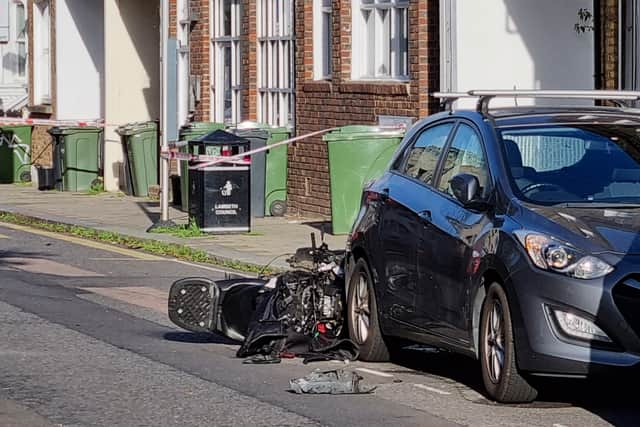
<box><xmin>392</xmin><ymin>347</ymin><xmax>640</xmax><ymax>423</ymax></box>
<box><xmin>163</xmin><ymin>331</ymin><xmax>237</xmax><ymax>345</ymax></box>
<box><xmin>0</xmin><ymin>250</ymin><xmax>47</xmax><ymax>269</ymax></box>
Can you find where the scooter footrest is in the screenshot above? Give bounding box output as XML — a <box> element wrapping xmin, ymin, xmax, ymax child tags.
<box><xmin>168</xmin><ymin>278</ymin><xmax>219</xmax><ymax>333</ymax></box>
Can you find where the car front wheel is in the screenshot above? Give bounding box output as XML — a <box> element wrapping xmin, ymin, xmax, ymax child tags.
<box><xmin>347</xmin><ymin>258</ymin><xmax>390</xmax><ymax>362</ymax></box>
<box><xmin>479</xmin><ymin>282</ymin><xmax>538</xmax><ymax>403</ymax></box>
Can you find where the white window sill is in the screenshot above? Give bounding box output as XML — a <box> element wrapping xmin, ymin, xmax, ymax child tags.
<box><xmin>351</xmin><ymin>76</ymin><xmax>410</xmax><ymax>83</ymax></box>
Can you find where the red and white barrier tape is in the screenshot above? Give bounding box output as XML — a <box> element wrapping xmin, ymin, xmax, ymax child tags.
<box><xmin>163</xmin><ymin>127</ymin><xmax>342</xmax><ymax>170</ymax></box>
<box><xmin>0</xmin><ymin>117</ymin><xmax>105</xmax><ymax>128</ymax></box>
<box><xmin>162</xmin><ymin>125</ymin><xmax>407</xmax><ymax>170</ymax></box>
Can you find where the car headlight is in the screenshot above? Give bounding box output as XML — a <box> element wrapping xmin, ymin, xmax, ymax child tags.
<box><xmin>514</xmin><ymin>231</ymin><xmax>613</xmax><ymax>279</ymax></box>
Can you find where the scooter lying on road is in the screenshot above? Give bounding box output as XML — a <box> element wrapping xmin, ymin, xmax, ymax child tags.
<box><xmin>167</xmin><ymin>234</ymin><xmax>358</xmax><ymax>364</ymax></box>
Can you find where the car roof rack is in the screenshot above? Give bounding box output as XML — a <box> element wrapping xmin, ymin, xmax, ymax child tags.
<box><xmin>432</xmin><ymin>90</ymin><xmax>640</xmax><ymax>115</ymax></box>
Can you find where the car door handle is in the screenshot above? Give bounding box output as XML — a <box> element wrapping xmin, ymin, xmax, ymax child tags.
<box><xmin>418</xmin><ymin>210</ymin><xmax>432</xmax><ymax>221</ymax></box>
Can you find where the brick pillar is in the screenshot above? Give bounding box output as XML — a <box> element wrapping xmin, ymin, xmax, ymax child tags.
<box><xmin>240</xmin><ymin>0</ymin><xmax>257</xmax><ymax>121</ymax></box>
<box><xmin>169</xmin><ymin>0</ymin><xmax>177</xmax><ymax>38</ymax></box>
<box><xmin>600</xmin><ymin>0</ymin><xmax>618</xmax><ymax>90</ymax></box>
<box><xmin>190</xmin><ymin>0</ymin><xmax>210</xmax><ymax>121</ymax></box>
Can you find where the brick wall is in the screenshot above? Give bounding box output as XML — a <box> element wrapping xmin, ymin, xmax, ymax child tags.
<box><xmin>169</xmin><ymin>0</ymin><xmax>177</xmax><ymax>38</ymax></box>
<box><xmin>242</xmin><ymin>0</ymin><xmax>258</xmax><ymax>121</ymax></box>
<box><xmin>600</xmin><ymin>0</ymin><xmax>618</xmax><ymax>90</ymax></box>
<box><xmin>189</xmin><ymin>0</ymin><xmax>211</xmax><ymax>121</ymax></box>
<box><xmin>30</xmin><ymin>125</ymin><xmax>54</xmax><ymax>167</ymax></box>
<box><xmin>290</xmin><ymin>0</ymin><xmax>440</xmax><ymax>218</ymax></box>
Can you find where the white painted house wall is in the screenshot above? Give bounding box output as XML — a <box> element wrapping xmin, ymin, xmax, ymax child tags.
<box><xmin>0</xmin><ymin>0</ymin><xmax>28</xmax><ymax>112</ymax></box>
<box><xmin>440</xmin><ymin>0</ymin><xmax>595</xmax><ymax>108</ymax></box>
<box><xmin>56</xmin><ymin>0</ymin><xmax>104</xmax><ymax>120</ymax></box>
<box><xmin>103</xmin><ymin>0</ymin><xmax>159</xmax><ymax>191</ymax></box>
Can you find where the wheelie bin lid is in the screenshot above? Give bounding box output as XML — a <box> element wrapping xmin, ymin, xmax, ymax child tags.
<box><xmin>116</xmin><ymin>121</ymin><xmax>157</xmax><ymax>136</ymax></box>
<box><xmin>47</xmin><ymin>126</ymin><xmax>103</xmax><ymax>136</ymax></box>
<box><xmin>234</xmin><ymin>121</ymin><xmax>291</xmax><ymax>134</ymax></box>
<box><xmin>0</xmin><ymin>124</ymin><xmax>33</xmax><ymax>131</ymax></box>
<box><xmin>230</xmin><ymin>127</ymin><xmax>270</xmax><ymax>141</ymax></box>
<box><xmin>180</xmin><ymin>122</ymin><xmax>226</xmax><ymax>132</ymax></box>
<box><xmin>322</xmin><ymin>125</ymin><xmax>405</xmax><ymax>142</ymax></box>
<box><xmin>192</xmin><ymin>129</ymin><xmax>250</xmax><ymax>146</ymax></box>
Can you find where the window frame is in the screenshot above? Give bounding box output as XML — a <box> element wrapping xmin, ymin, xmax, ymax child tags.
<box><xmin>313</xmin><ymin>0</ymin><xmax>332</xmax><ymax>80</ymax></box>
<box><xmin>432</xmin><ymin>120</ymin><xmax>494</xmax><ymax>202</ymax></box>
<box><xmin>15</xmin><ymin>1</ymin><xmax>26</xmax><ymax>80</ymax></box>
<box><xmin>351</xmin><ymin>0</ymin><xmax>409</xmax><ymax>81</ymax></box>
<box><xmin>393</xmin><ymin>120</ymin><xmax>457</xmax><ymax>188</ymax></box>
<box><xmin>257</xmin><ymin>0</ymin><xmax>296</xmax><ymax>127</ymax></box>
<box><xmin>33</xmin><ymin>0</ymin><xmax>51</xmax><ymax>105</ymax></box>
<box><xmin>211</xmin><ymin>0</ymin><xmax>242</xmax><ymax>124</ymax></box>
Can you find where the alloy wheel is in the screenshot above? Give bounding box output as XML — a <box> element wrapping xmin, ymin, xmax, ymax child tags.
<box><xmin>485</xmin><ymin>298</ymin><xmax>505</xmax><ymax>384</ymax></box>
<box><xmin>352</xmin><ymin>272</ymin><xmax>371</xmax><ymax>344</ymax></box>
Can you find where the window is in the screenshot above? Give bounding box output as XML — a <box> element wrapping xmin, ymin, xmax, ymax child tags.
<box><xmin>500</xmin><ymin>125</ymin><xmax>640</xmax><ymax>205</ymax></box>
<box><xmin>33</xmin><ymin>0</ymin><xmax>51</xmax><ymax>104</ymax></box>
<box><xmin>16</xmin><ymin>2</ymin><xmax>26</xmax><ymax>78</ymax></box>
<box><xmin>0</xmin><ymin>0</ymin><xmax>8</xmax><ymax>43</ymax></box>
<box><xmin>313</xmin><ymin>0</ymin><xmax>332</xmax><ymax>79</ymax></box>
<box><xmin>257</xmin><ymin>0</ymin><xmax>295</xmax><ymax>127</ymax></box>
<box><xmin>212</xmin><ymin>0</ymin><xmax>242</xmax><ymax>124</ymax></box>
<box><xmin>177</xmin><ymin>0</ymin><xmax>191</xmax><ymax>125</ymax></box>
<box><xmin>352</xmin><ymin>0</ymin><xmax>409</xmax><ymax>80</ymax></box>
<box><xmin>437</xmin><ymin>124</ymin><xmax>489</xmax><ymax>197</ymax></box>
<box><xmin>501</xmin><ymin>129</ymin><xmax>587</xmax><ymax>172</ymax></box>
<box><xmin>402</xmin><ymin>123</ymin><xmax>453</xmax><ymax>185</ymax></box>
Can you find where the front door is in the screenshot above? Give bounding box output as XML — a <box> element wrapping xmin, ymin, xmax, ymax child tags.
<box><xmin>378</xmin><ymin>122</ymin><xmax>454</xmax><ymax>328</ymax></box>
<box><xmin>417</xmin><ymin>122</ymin><xmax>492</xmax><ymax>344</ymax></box>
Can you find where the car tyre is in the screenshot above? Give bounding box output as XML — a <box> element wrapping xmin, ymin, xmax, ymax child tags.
<box><xmin>347</xmin><ymin>258</ymin><xmax>390</xmax><ymax>362</ymax></box>
<box><xmin>480</xmin><ymin>282</ymin><xmax>538</xmax><ymax>403</ymax></box>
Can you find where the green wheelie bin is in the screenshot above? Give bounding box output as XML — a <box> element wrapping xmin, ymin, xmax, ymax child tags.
<box><xmin>324</xmin><ymin>125</ymin><xmax>405</xmax><ymax>235</ymax></box>
<box><xmin>49</xmin><ymin>127</ymin><xmax>103</xmax><ymax>192</ymax></box>
<box><xmin>0</xmin><ymin>125</ymin><xmax>33</xmax><ymax>183</ymax></box>
<box><xmin>264</xmin><ymin>126</ymin><xmax>290</xmax><ymax>216</ymax></box>
<box><xmin>178</xmin><ymin>122</ymin><xmax>225</xmax><ymax>211</ymax></box>
<box><xmin>116</xmin><ymin>122</ymin><xmax>158</xmax><ymax>197</ymax></box>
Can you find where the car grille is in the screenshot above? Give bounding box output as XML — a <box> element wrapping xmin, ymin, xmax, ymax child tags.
<box><xmin>612</xmin><ymin>277</ymin><xmax>640</xmax><ymax>340</ymax></box>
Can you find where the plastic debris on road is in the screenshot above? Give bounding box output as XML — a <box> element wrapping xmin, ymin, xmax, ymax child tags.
<box><xmin>289</xmin><ymin>369</ymin><xmax>376</xmax><ymax>395</ymax></box>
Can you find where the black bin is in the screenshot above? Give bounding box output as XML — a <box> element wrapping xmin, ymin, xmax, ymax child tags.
<box><xmin>36</xmin><ymin>166</ymin><xmax>55</xmax><ymax>191</ymax></box>
<box><xmin>188</xmin><ymin>130</ymin><xmax>251</xmax><ymax>233</ymax></box>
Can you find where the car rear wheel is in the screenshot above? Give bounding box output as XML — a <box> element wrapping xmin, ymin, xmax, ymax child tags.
<box><xmin>480</xmin><ymin>282</ymin><xmax>538</xmax><ymax>403</ymax></box>
<box><xmin>348</xmin><ymin>258</ymin><xmax>390</xmax><ymax>362</ymax></box>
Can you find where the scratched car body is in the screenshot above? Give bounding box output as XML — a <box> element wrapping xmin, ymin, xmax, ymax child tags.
<box><xmin>345</xmin><ymin>98</ymin><xmax>640</xmax><ymax>403</ymax></box>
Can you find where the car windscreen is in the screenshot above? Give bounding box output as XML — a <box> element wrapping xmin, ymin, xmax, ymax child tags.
<box><xmin>499</xmin><ymin>124</ymin><xmax>640</xmax><ymax>206</ymax></box>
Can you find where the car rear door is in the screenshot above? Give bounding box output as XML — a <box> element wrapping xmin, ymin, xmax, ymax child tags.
<box><xmin>376</xmin><ymin>122</ymin><xmax>454</xmax><ymax>328</ymax></box>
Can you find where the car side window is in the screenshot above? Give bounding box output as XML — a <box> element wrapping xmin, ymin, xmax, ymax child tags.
<box><xmin>437</xmin><ymin>124</ymin><xmax>490</xmax><ymax>197</ymax></box>
<box><xmin>402</xmin><ymin>123</ymin><xmax>454</xmax><ymax>186</ymax></box>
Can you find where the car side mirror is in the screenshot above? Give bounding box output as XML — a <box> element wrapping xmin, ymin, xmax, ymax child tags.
<box><xmin>450</xmin><ymin>173</ymin><xmax>486</xmax><ymax>208</ymax></box>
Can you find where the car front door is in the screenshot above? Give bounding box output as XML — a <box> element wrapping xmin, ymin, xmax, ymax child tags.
<box><xmin>377</xmin><ymin>122</ymin><xmax>454</xmax><ymax>328</ymax></box>
<box><xmin>416</xmin><ymin>122</ymin><xmax>492</xmax><ymax>344</ymax></box>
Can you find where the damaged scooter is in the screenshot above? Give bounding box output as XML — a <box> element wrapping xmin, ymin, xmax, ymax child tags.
<box><xmin>167</xmin><ymin>234</ymin><xmax>358</xmax><ymax>364</ymax></box>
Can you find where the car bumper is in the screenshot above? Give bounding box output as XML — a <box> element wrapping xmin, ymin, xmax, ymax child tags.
<box><xmin>506</xmin><ymin>254</ymin><xmax>640</xmax><ymax>377</ymax></box>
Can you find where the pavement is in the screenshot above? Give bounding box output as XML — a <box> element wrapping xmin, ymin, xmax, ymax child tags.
<box><xmin>0</xmin><ymin>184</ymin><xmax>347</xmax><ymax>270</ymax></box>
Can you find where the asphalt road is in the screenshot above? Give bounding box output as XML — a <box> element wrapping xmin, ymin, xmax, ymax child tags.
<box><xmin>0</xmin><ymin>222</ymin><xmax>638</xmax><ymax>427</ymax></box>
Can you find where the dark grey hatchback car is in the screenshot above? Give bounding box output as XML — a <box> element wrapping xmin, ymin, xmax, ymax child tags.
<box><xmin>345</xmin><ymin>91</ymin><xmax>640</xmax><ymax>403</ymax></box>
